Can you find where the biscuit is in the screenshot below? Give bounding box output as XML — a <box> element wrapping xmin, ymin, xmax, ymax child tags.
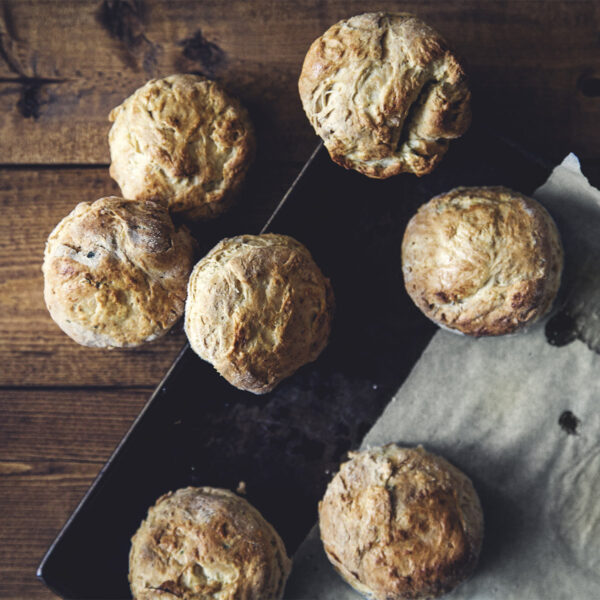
<box><xmin>299</xmin><ymin>12</ymin><xmax>470</xmax><ymax>178</ymax></box>
<box><xmin>319</xmin><ymin>445</ymin><xmax>484</xmax><ymax>600</ymax></box>
<box><xmin>184</xmin><ymin>233</ymin><xmax>334</xmax><ymax>394</ymax></box>
<box><xmin>109</xmin><ymin>74</ymin><xmax>255</xmax><ymax>220</ymax></box>
<box><xmin>129</xmin><ymin>487</ymin><xmax>292</xmax><ymax>600</ymax></box>
<box><xmin>43</xmin><ymin>196</ymin><xmax>195</xmax><ymax>348</ymax></box>
<box><xmin>402</xmin><ymin>186</ymin><xmax>563</xmax><ymax>336</ymax></box>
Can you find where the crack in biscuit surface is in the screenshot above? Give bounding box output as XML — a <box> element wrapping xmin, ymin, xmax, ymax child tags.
<box><xmin>299</xmin><ymin>12</ymin><xmax>471</xmax><ymax>178</ymax></box>
<box><xmin>185</xmin><ymin>234</ymin><xmax>334</xmax><ymax>394</ymax></box>
<box><xmin>319</xmin><ymin>445</ymin><xmax>484</xmax><ymax>600</ymax></box>
<box><xmin>43</xmin><ymin>196</ymin><xmax>195</xmax><ymax>347</ymax></box>
<box><xmin>401</xmin><ymin>186</ymin><xmax>564</xmax><ymax>336</ymax></box>
<box><xmin>109</xmin><ymin>74</ymin><xmax>255</xmax><ymax>219</ymax></box>
<box><xmin>129</xmin><ymin>487</ymin><xmax>292</xmax><ymax>600</ymax></box>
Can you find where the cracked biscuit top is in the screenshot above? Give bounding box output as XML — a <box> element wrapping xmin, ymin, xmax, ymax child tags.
<box><xmin>128</xmin><ymin>487</ymin><xmax>292</xmax><ymax>600</ymax></box>
<box><xmin>298</xmin><ymin>12</ymin><xmax>470</xmax><ymax>178</ymax></box>
<box><xmin>402</xmin><ymin>186</ymin><xmax>564</xmax><ymax>336</ymax></box>
<box><xmin>109</xmin><ymin>74</ymin><xmax>255</xmax><ymax>220</ymax></box>
<box><xmin>319</xmin><ymin>445</ymin><xmax>484</xmax><ymax>600</ymax></box>
<box><xmin>185</xmin><ymin>233</ymin><xmax>335</xmax><ymax>394</ymax></box>
<box><xmin>43</xmin><ymin>196</ymin><xmax>195</xmax><ymax>348</ymax></box>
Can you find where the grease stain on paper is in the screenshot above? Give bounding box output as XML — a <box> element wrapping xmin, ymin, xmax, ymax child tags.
<box><xmin>558</xmin><ymin>411</ymin><xmax>580</xmax><ymax>435</ymax></box>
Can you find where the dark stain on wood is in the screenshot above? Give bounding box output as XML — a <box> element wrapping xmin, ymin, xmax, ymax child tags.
<box><xmin>558</xmin><ymin>410</ymin><xmax>580</xmax><ymax>435</ymax></box>
<box><xmin>0</xmin><ymin>76</ymin><xmax>67</xmax><ymax>120</ymax></box>
<box><xmin>0</xmin><ymin>4</ymin><xmax>23</xmax><ymax>75</ymax></box>
<box><xmin>96</xmin><ymin>0</ymin><xmax>160</xmax><ymax>75</ymax></box>
<box><xmin>178</xmin><ymin>29</ymin><xmax>226</xmax><ymax>76</ymax></box>
<box><xmin>0</xmin><ymin>6</ymin><xmax>66</xmax><ymax>119</ymax></box>
<box><xmin>97</xmin><ymin>0</ymin><xmax>146</xmax><ymax>48</ymax></box>
<box><xmin>16</xmin><ymin>81</ymin><xmax>42</xmax><ymax>118</ymax></box>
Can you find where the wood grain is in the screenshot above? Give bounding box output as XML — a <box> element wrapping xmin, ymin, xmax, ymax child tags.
<box><xmin>0</xmin><ymin>387</ymin><xmax>150</xmax><ymax>461</ymax></box>
<box><xmin>0</xmin><ymin>388</ymin><xmax>152</xmax><ymax>600</ymax></box>
<box><xmin>0</xmin><ymin>460</ymin><xmax>100</xmax><ymax>600</ymax></box>
<box><xmin>0</xmin><ymin>1</ymin><xmax>598</xmax><ymax>166</ymax></box>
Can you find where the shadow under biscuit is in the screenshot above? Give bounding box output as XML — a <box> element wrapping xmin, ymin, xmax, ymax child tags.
<box><xmin>466</xmin><ymin>475</ymin><xmax>527</xmax><ymax>577</ymax></box>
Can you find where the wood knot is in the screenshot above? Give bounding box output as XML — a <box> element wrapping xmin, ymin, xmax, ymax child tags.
<box><xmin>97</xmin><ymin>0</ymin><xmax>146</xmax><ymax>48</ymax></box>
<box><xmin>178</xmin><ymin>30</ymin><xmax>226</xmax><ymax>76</ymax></box>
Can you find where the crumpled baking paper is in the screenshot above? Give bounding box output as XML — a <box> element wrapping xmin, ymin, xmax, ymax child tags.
<box><xmin>284</xmin><ymin>155</ymin><xmax>600</xmax><ymax>599</ymax></box>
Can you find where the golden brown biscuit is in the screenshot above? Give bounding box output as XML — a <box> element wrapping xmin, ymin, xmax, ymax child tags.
<box><xmin>402</xmin><ymin>186</ymin><xmax>564</xmax><ymax>336</ymax></box>
<box><xmin>129</xmin><ymin>487</ymin><xmax>292</xmax><ymax>600</ymax></box>
<box><xmin>299</xmin><ymin>12</ymin><xmax>470</xmax><ymax>178</ymax></box>
<box><xmin>109</xmin><ymin>74</ymin><xmax>255</xmax><ymax>220</ymax></box>
<box><xmin>319</xmin><ymin>445</ymin><xmax>483</xmax><ymax>600</ymax></box>
<box><xmin>184</xmin><ymin>233</ymin><xmax>334</xmax><ymax>394</ymax></box>
<box><xmin>43</xmin><ymin>196</ymin><xmax>195</xmax><ymax>348</ymax></box>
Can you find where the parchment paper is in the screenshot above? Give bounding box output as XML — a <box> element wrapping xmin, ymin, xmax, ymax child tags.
<box><xmin>285</xmin><ymin>155</ymin><xmax>600</xmax><ymax>599</ymax></box>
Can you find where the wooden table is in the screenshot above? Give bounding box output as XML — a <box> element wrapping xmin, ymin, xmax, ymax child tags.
<box><xmin>1</xmin><ymin>2</ymin><xmax>599</xmax><ymax>598</ymax></box>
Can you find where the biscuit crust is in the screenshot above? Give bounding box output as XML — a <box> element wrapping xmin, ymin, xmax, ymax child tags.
<box><xmin>43</xmin><ymin>196</ymin><xmax>195</xmax><ymax>347</ymax></box>
<box><xmin>185</xmin><ymin>234</ymin><xmax>334</xmax><ymax>394</ymax></box>
<box><xmin>402</xmin><ymin>186</ymin><xmax>564</xmax><ymax>336</ymax></box>
<box><xmin>299</xmin><ymin>12</ymin><xmax>470</xmax><ymax>178</ymax></box>
<box><xmin>319</xmin><ymin>445</ymin><xmax>484</xmax><ymax>600</ymax></box>
<box><xmin>129</xmin><ymin>487</ymin><xmax>292</xmax><ymax>600</ymax></box>
<box><xmin>109</xmin><ymin>74</ymin><xmax>255</xmax><ymax>220</ymax></box>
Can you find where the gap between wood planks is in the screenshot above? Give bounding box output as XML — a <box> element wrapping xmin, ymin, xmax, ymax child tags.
<box><xmin>0</xmin><ymin>458</ymin><xmax>107</xmax><ymax>470</ymax></box>
<box><xmin>0</xmin><ymin>385</ymin><xmax>156</xmax><ymax>391</ymax></box>
<box><xmin>0</xmin><ymin>163</ymin><xmax>109</xmax><ymax>169</ymax></box>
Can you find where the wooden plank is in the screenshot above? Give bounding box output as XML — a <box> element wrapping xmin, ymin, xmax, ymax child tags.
<box><xmin>0</xmin><ymin>387</ymin><xmax>150</xmax><ymax>598</ymax></box>
<box><xmin>0</xmin><ymin>1</ymin><xmax>599</xmax><ymax>165</ymax></box>
<box><xmin>0</xmin><ymin>162</ymin><xmax>297</xmax><ymax>387</ymax></box>
<box><xmin>0</xmin><ymin>460</ymin><xmax>99</xmax><ymax>600</ymax></box>
<box><xmin>0</xmin><ymin>387</ymin><xmax>150</xmax><ymax>461</ymax></box>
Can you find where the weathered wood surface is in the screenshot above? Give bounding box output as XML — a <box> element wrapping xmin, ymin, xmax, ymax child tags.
<box><xmin>0</xmin><ymin>460</ymin><xmax>100</xmax><ymax>599</ymax></box>
<box><xmin>1</xmin><ymin>1</ymin><xmax>600</xmax><ymax>599</ymax></box>
<box><xmin>0</xmin><ymin>388</ymin><xmax>148</xmax><ymax>600</ymax></box>
<box><xmin>0</xmin><ymin>1</ymin><xmax>599</xmax><ymax>166</ymax></box>
<box><xmin>0</xmin><ymin>388</ymin><xmax>149</xmax><ymax>461</ymax></box>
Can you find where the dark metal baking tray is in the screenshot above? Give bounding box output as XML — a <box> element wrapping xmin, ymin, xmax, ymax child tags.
<box><xmin>38</xmin><ymin>126</ymin><xmax>551</xmax><ymax>599</ymax></box>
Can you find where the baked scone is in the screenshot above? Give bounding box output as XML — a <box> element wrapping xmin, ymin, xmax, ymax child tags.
<box><xmin>319</xmin><ymin>445</ymin><xmax>484</xmax><ymax>600</ymax></box>
<box><xmin>298</xmin><ymin>12</ymin><xmax>470</xmax><ymax>178</ymax></box>
<box><xmin>43</xmin><ymin>196</ymin><xmax>195</xmax><ymax>348</ymax></box>
<box><xmin>185</xmin><ymin>233</ymin><xmax>334</xmax><ymax>394</ymax></box>
<box><xmin>129</xmin><ymin>487</ymin><xmax>292</xmax><ymax>600</ymax></box>
<box><xmin>109</xmin><ymin>74</ymin><xmax>255</xmax><ymax>220</ymax></box>
<box><xmin>402</xmin><ymin>186</ymin><xmax>563</xmax><ymax>336</ymax></box>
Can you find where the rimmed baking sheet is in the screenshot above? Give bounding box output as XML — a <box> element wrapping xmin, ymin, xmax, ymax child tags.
<box><xmin>38</xmin><ymin>126</ymin><xmax>551</xmax><ymax>599</ymax></box>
